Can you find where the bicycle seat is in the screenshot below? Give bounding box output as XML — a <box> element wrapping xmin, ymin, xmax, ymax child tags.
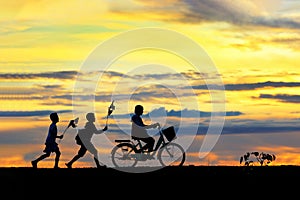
<box><xmin>131</xmin><ymin>136</ymin><xmax>141</xmax><ymax>141</ymax></box>
<box><xmin>115</xmin><ymin>139</ymin><xmax>131</xmax><ymax>143</ymax></box>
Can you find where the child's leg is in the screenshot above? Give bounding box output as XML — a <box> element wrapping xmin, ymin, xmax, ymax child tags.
<box><xmin>65</xmin><ymin>145</ymin><xmax>87</xmax><ymax>168</ymax></box>
<box><xmin>54</xmin><ymin>150</ymin><xmax>61</xmax><ymax>168</ymax></box>
<box><xmin>31</xmin><ymin>152</ymin><xmax>50</xmax><ymax>168</ymax></box>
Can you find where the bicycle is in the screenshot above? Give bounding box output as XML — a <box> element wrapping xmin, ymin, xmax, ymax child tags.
<box><xmin>110</xmin><ymin>125</ymin><xmax>186</xmax><ymax>168</ymax></box>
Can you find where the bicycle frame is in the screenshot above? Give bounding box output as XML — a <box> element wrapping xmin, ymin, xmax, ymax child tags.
<box><xmin>121</xmin><ymin>128</ymin><xmax>169</xmax><ymax>156</ymax></box>
<box><xmin>111</xmin><ymin>126</ymin><xmax>185</xmax><ymax>168</ymax></box>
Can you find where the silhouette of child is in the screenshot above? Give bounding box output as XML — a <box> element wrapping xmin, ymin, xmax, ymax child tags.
<box><xmin>131</xmin><ymin>105</ymin><xmax>159</xmax><ymax>153</ymax></box>
<box><xmin>65</xmin><ymin>112</ymin><xmax>107</xmax><ymax>168</ymax></box>
<box><xmin>31</xmin><ymin>112</ymin><xmax>63</xmax><ymax>168</ymax></box>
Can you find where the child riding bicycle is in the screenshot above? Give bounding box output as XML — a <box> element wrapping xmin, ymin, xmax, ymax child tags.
<box><xmin>131</xmin><ymin>105</ymin><xmax>160</xmax><ymax>155</ymax></box>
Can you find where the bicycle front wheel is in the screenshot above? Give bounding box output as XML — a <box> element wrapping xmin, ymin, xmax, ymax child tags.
<box><xmin>157</xmin><ymin>142</ymin><xmax>185</xmax><ymax>167</ymax></box>
<box><xmin>111</xmin><ymin>143</ymin><xmax>138</xmax><ymax>168</ymax></box>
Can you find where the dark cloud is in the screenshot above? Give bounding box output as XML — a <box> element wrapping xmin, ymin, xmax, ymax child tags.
<box><xmin>133</xmin><ymin>73</ymin><xmax>184</xmax><ymax>80</ymax></box>
<box><xmin>53</xmin><ymin>94</ymin><xmax>113</xmax><ymax>102</ymax></box>
<box><xmin>103</xmin><ymin>71</ymin><xmax>131</xmax><ymax>79</ymax></box>
<box><xmin>225</xmin><ymin>81</ymin><xmax>300</xmax><ymax>91</ymax></box>
<box><xmin>39</xmin><ymin>85</ymin><xmax>63</xmax><ymax>89</ymax></box>
<box><xmin>0</xmin><ymin>110</ymin><xmax>72</xmax><ymax>117</ymax></box>
<box><xmin>200</xmin><ymin>125</ymin><xmax>300</xmax><ymax>135</ymax></box>
<box><xmin>0</xmin><ymin>71</ymin><xmax>78</xmax><ymax>80</ymax></box>
<box><xmin>161</xmin><ymin>108</ymin><xmax>241</xmax><ymax>118</ymax></box>
<box><xmin>103</xmin><ymin>70</ymin><xmax>193</xmax><ymax>81</ymax></box>
<box><xmin>179</xmin><ymin>0</ymin><xmax>251</xmax><ymax>24</ymax></box>
<box><xmin>129</xmin><ymin>89</ymin><xmax>177</xmax><ymax>101</ymax></box>
<box><xmin>183</xmin><ymin>1</ymin><xmax>300</xmax><ymax>29</ymax></box>
<box><xmin>124</xmin><ymin>0</ymin><xmax>300</xmax><ymax>29</ymax></box>
<box><xmin>26</xmin><ymin>80</ymin><xmax>300</xmax><ymax>104</ymax></box>
<box><xmin>52</xmin><ymin>95</ymin><xmax>75</xmax><ymax>100</ymax></box>
<box><xmin>252</xmin><ymin>16</ymin><xmax>300</xmax><ymax>29</ymax></box>
<box><xmin>259</xmin><ymin>94</ymin><xmax>300</xmax><ymax>103</ymax></box>
<box><xmin>112</xmin><ymin>107</ymin><xmax>242</xmax><ymax>119</ymax></box>
<box><xmin>0</xmin><ymin>128</ymin><xmax>43</xmax><ymax>145</ymax></box>
<box><xmin>0</xmin><ymin>70</ymin><xmax>193</xmax><ymax>82</ymax></box>
<box><xmin>198</xmin><ymin>117</ymin><xmax>300</xmax><ymax>134</ymax></box>
<box><xmin>191</xmin><ymin>81</ymin><xmax>300</xmax><ymax>91</ymax></box>
<box><xmin>0</xmin><ymin>95</ymin><xmax>46</xmax><ymax>100</ymax></box>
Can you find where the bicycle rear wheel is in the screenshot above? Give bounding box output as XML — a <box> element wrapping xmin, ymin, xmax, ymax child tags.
<box><xmin>157</xmin><ymin>142</ymin><xmax>185</xmax><ymax>167</ymax></box>
<box><xmin>111</xmin><ymin>143</ymin><xmax>138</xmax><ymax>168</ymax></box>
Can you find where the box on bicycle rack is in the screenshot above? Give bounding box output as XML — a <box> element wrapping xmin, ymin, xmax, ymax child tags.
<box><xmin>162</xmin><ymin>126</ymin><xmax>176</xmax><ymax>141</ymax></box>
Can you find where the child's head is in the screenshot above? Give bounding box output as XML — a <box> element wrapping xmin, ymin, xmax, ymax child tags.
<box><xmin>134</xmin><ymin>105</ymin><xmax>144</xmax><ymax>115</ymax></box>
<box><xmin>50</xmin><ymin>112</ymin><xmax>59</xmax><ymax>123</ymax></box>
<box><xmin>86</xmin><ymin>112</ymin><xmax>95</xmax><ymax>122</ymax></box>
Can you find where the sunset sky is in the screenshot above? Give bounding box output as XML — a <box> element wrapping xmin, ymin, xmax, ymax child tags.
<box><xmin>1</xmin><ymin>0</ymin><xmax>300</xmax><ymax>169</ymax></box>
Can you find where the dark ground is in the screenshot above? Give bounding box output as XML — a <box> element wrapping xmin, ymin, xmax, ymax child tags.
<box><xmin>1</xmin><ymin>165</ymin><xmax>299</xmax><ymax>197</ymax></box>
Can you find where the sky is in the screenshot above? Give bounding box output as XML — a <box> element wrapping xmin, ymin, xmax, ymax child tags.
<box><xmin>1</xmin><ymin>0</ymin><xmax>300</xmax><ymax>169</ymax></box>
